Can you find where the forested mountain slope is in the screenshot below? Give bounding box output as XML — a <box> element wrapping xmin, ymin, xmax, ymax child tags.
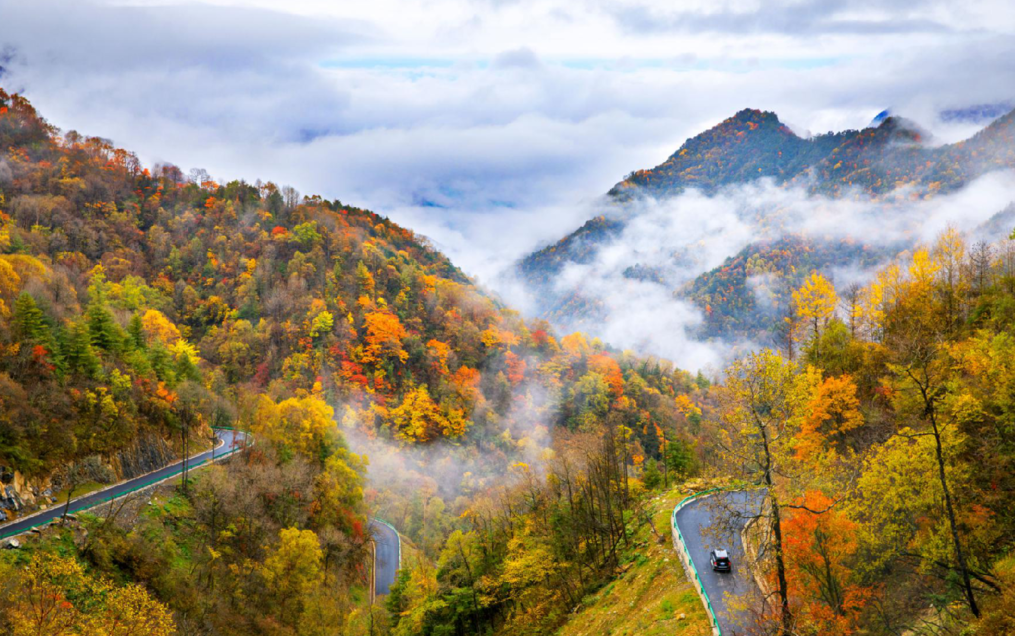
<box><xmin>390</xmin><ymin>224</ymin><xmax>1015</xmax><ymax>636</ymax></box>
<box><xmin>701</xmin><ymin>234</ymin><xmax>1015</xmax><ymax>636</ymax></box>
<box><xmin>0</xmin><ymin>89</ymin><xmax>708</xmax><ymax>635</ymax></box>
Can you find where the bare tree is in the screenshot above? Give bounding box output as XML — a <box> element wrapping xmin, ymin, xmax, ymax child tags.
<box><xmin>188</xmin><ymin>167</ymin><xmax>211</xmax><ymax>186</ymax></box>
<box><xmin>968</xmin><ymin>240</ymin><xmax>995</xmax><ymax>296</ymax></box>
<box><xmin>840</xmin><ymin>282</ymin><xmax>863</xmax><ymax>338</ymax></box>
<box><xmin>996</xmin><ymin>238</ymin><xmax>1015</xmax><ymax>294</ymax></box>
<box><xmin>61</xmin><ymin>460</ymin><xmax>93</xmax><ymax>522</ymax></box>
<box><xmin>282</xmin><ymin>185</ymin><xmax>300</xmax><ymax>211</ymax></box>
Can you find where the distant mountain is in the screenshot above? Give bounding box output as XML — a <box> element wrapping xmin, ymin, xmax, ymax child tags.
<box><xmin>974</xmin><ymin>202</ymin><xmax>1015</xmax><ymax>243</ymax></box>
<box><xmin>940</xmin><ymin>102</ymin><xmax>1015</xmax><ymax>124</ymax></box>
<box><xmin>685</xmin><ymin>236</ymin><xmax>904</xmax><ymax>341</ymax></box>
<box><xmin>607</xmin><ymin>108</ymin><xmax>845</xmax><ymax>201</ymax></box>
<box><xmin>517</xmin><ymin>106</ymin><xmax>1015</xmax><ymax>341</ymax></box>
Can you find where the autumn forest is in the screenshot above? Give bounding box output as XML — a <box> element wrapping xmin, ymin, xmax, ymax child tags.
<box><xmin>2</xmin><ymin>79</ymin><xmax>1015</xmax><ymax>636</ymax></box>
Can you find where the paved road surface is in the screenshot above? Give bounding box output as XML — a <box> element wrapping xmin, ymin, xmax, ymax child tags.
<box><xmin>2</xmin><ymin>428</ymin><xmax>404</xmax><ymax>602</ymax></box>
<box><xmin>1</xmin><ymin>429</ymin><xmax>247</xmax><ymax>540</ymax></box>
<box><xmin>371</xmin><ymin>519</ymin><xmax>401</xmax><ymax>596</ymax></box>
<box><xmin>675</xmin><ymin>491</ymin><xmax>765</xmax><ymax>635</ymax></box>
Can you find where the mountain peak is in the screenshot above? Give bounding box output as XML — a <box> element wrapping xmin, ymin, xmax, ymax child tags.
<box><xmin>876</xmin><ymin>114</ymin><xmax>929</xmax><ymax>144</ymax></box>
<box><xmin>607</xmin><ymin>108</ymin><xmax>809</xmax><ymax>199</ymax></box>
<box><xmin>730</xmin><ymin>108</ymin><xmax>781</xmax><ymax>124</ymax></box>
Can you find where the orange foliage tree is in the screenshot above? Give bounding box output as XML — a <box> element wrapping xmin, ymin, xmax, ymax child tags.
<box><xmin>589</xmin><ymin>353</ymin><xmax>624</xmax><ymax>400</ymax></box>
<box><xmin>362</xmin><ymin>309</ymin><xmax>408</xmax><ymax>364</ymax></box>
<box><xmin>792</xmin><ymin>369</ymin><xmax>863</xmax><ymax>462</ymax></box>
<box><xmin>783</xmin><ymin>491</ymin><xmax>871</xmax><ymax>635</ymax></box>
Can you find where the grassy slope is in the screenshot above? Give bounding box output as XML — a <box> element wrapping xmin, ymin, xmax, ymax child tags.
<box><xmin>554</xmin><ymin>485</ymin><xmax>712</xmax><ymax>636</ymax></box>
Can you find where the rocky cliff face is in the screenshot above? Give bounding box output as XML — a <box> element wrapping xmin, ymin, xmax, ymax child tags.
<box><xmin>110</xmin><ymin>432</ymin><xmax>177</xmax><ymax>482</ymax></box>
<box><xmin>0</xmin><ymin>431</ymin><xmax>179</xmax><ymax>522</ymax></box>
<box><xmin>0</xmin><ymin>480</ymin><xmax>23</xmax><ymax>523</ymax></box>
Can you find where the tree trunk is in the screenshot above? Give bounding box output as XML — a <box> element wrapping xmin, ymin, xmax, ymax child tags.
<box><xmin>770</xmin><ymin>495</ymin><xmax>792</xmax><ymax>636</ymax></box>
<box><xmin>760</xmin><ymin>415</ymin><xmax>793</xmax><ymax>635</ymax></box>
<box><xmin>62</xmin><ymin>482</ymin><xmax>77</xmax><ymax>522</ymax></box>
<box><xmin>457</xmin><ymin>540</ymin><xmax>481</xmax><ymax>633</ymax></box>
<box><xmin>181</xmin><ymin>423</ymin><xmax>189</xmax><ymax>495</ymax></box>
<box><xmin>930</xmin><ymin>413</ymin><xmax>980</xmax><ymax>617</ymax></box>
<box><xmin>661</xmin><ymin>432</ymin><xmax>669</xmax><ymax>488</ymax></box>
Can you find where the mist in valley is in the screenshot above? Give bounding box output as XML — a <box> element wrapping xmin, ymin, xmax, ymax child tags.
<box><xmin>495</xmin><ymin>170</ymin><xmax>1015</xmax><ymax>372</ymax></box>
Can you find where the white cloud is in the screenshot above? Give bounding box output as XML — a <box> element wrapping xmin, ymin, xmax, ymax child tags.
<box><xmin>506</xmin><ymin>173</ymin><xmax>1015</xmax><ymax>371</ymax></box>
<box><xmin>1</xmin><ymin>0</ymin><xmax>1014</xmax><ymax>365</ymax></box>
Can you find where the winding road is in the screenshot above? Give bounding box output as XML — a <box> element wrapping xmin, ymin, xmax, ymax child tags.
<box><xmin>370</xmin><ymin>519</ymin><xmax>401</xmax><ymax>597</ymax></box>
<box><xmin>0</xmin><ymin>428</ymin><xmax>247</xmax><ymax>540</ymax></box>
<box><xmin>674</xmin><ymin>491</ymin><xmax>765</xmax><ymax>636</ymax></box>
<box><xmin>2</xmin><ymin>427</ymin><xmax>405</xmax><ymax>605</ymax></box>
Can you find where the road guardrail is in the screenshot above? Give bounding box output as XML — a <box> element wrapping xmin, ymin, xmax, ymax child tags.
<box><xmin>0</xmin><ymin>428</ymin><xmax>249</xmax><ymax>541</ymax></box>
<box><xmin>671</xmin><ymin>488</ymin><xmax>723</xmax><ymax>636</ymax></box>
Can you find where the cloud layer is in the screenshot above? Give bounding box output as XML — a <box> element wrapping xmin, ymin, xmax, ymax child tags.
<box><xmin>507</xmin><ymin>172</ymin><xmax>1015</xmax><ymax>372</ymax></box>
<box><xmin>1</xmin><ymin>0</ymin><xmax>1014</xmax><ymax>356</ymax></box>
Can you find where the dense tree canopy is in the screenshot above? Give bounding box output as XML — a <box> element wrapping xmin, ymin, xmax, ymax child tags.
<box><xmin>0</xmin><ymin>88</ymin><xmax>707</xmax><ymax>636</ymax></box>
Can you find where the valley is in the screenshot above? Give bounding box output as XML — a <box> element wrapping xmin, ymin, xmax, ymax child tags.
<box><xmin>2</xmin><ymin>69</ymin><xmax>1015</xmax><ymax>636</ymax></box>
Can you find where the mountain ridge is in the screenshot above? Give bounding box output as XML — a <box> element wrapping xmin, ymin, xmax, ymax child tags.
<box><xmin>517</xmin><ymin>105</ymin><xmax>1015</xmax><ymax>340</ymax></box>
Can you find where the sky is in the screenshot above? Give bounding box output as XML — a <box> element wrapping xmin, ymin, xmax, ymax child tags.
<box><xmin>0</xmin><ymin>0</ymin><xmax>1013</xmax><ymax>293</ymax></box>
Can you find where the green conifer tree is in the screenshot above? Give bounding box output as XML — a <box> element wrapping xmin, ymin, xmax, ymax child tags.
<box><xmin>643</xmin><ymin>458</ymin><xmax>663</xmax><ymax>490</ymax></box>
<box><xmin>127</xmin><ymin>312</ymin><xmax>146</xmax><ymax>350</ymax></box>
<box><xmin>12</xmin><ymin>292</ymin><xmax>47</xmax><ymax>342</ymax></box>
<box><xmin>64</xmin><ymin>320</ymin><xmax>101</xmax><ymax>378</ymax></box>
<box><xmin>86</xmin><ymin>266</ymin><xmax>122</xmax><ymax>352</ymax></box>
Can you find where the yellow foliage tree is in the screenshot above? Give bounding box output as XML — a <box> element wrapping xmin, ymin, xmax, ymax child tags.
<box><xmin>2</xmin><ymin>254</ymin><xmax>48</xmax><ymax>283</ymax></box>
<box><xmin>0</xmin><ymin>258</ymin><xmax>20</xmax><ymax>318</ymax></box>
<box><xmin>792</xmin><ymin>272</ymin><xmax>837</xmax><ymax>340</ymax></box>
<box><xmin>0</xmin><ymin>553</ymin><xmax>175</xmax><ymax>636</ymax></box>
<box><xmin>258</xmin><ymin>527</ymin><xmax>324</xmax><ymax>628</ymax></box>
<box><xmin>141</xmin><ymin>309</ymin><xmax>182</xmax><ymax>345</ymax></box>
<box><xmin>310</xmin><ymin>310</ymin><xmax>334</xmax><ymax>339</ymax></box>
<box><xmin>498</xmin><ymin>520</ymin><xmax>562</xmax><ymax>632</ymax></box>
<box><xmin>715</xmin><ymin>349</ymin><xmax>798</xmax><ymax>634</ymax></box>
<box><xmin>88</xmin><ymin>584</ymin><xmax>176</xmax><ymax>636</ymax></box>
<box><xmin>674</xmin><ymin>394</ymin><xmax>702</xmax><ymax>419</ymax></box>
<box><xmin>480</xmin><ymin>327</ymin><xmax>520</xmax><ymax>351</ymax></box>
<box><xmin>560</xmin><ymin>332</ymin><xmax>590</xmax><ymax>358</ymax></box>
<box><xmin>933</xmin><ymin>227</ymin><xmax>967</xmax><ymax>329</ymax></box>
<box><xmin>250</xmin><ymin>394</ymin><xmax>336</xmax><ymax>461</ymax></box>
<box><xmin>313</xmin><ymin>451</ymin><xmax>367</xmax><ymax>531</ymax></box>
<box><xmin>390</xmin><ymin>384</ymin><xmax>467</xmax><ymax>443</ymax></box>
<box><xmin>908</xmin><ymin>248</ymin><xmax>940</xmax><ymax>298</ymax></box>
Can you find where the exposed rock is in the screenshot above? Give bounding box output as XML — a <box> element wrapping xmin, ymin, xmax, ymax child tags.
<box><xmin>0</xmin><ymin>484</ymin><xmax>24</xmax><ymax>516</ymax></box>
<box><xmin>1</xmin><ymin>431</ymin><xmax>179</xmax><ymax>520</ymax></box>
<box><xmin>50</xmin><ymin>455</ymin><xmax>115</xmax><ymax>493</ymax></box>
<box><xmin>112</xmin><ymin>431</ymin><xmax>177</xmax><ymax>480</ymax></box>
